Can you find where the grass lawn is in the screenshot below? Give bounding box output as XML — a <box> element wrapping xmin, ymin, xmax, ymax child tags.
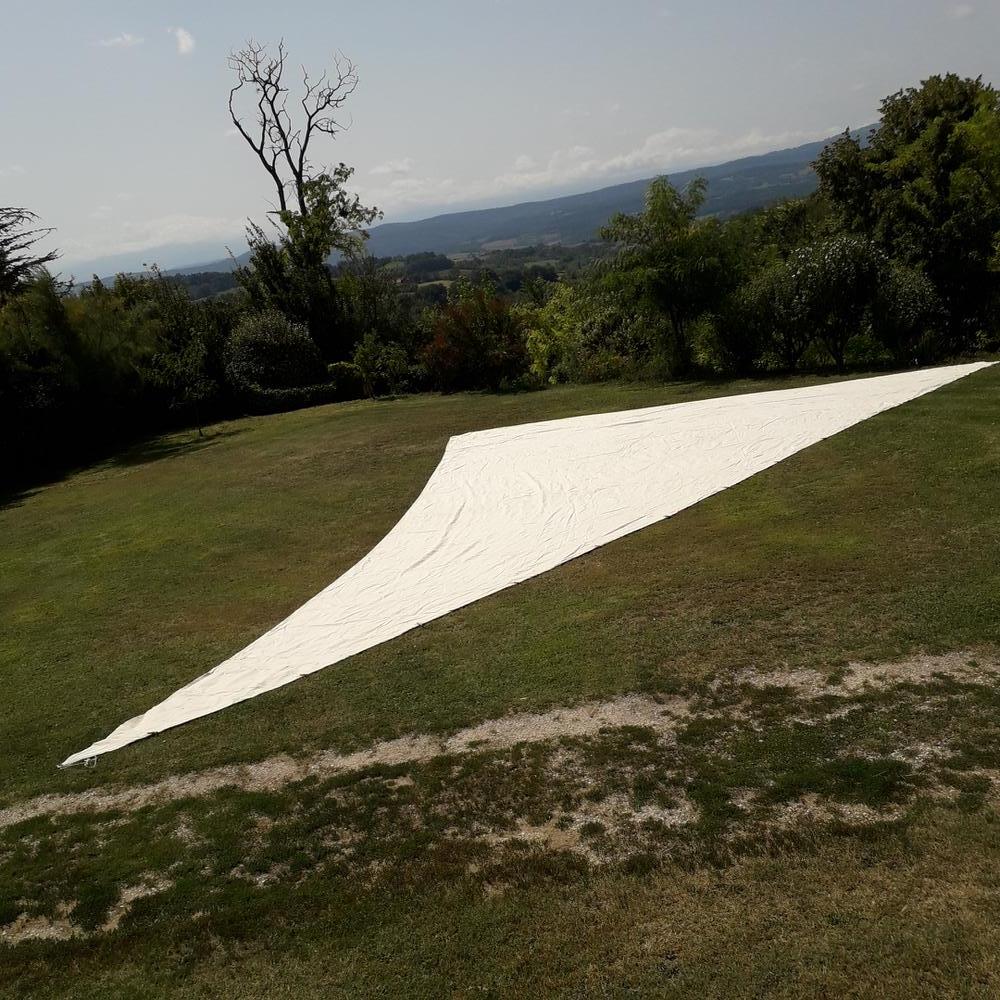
<box><xmin>1</xmin><ymin>365</ymin><xmax>999</xmax><ymax>997</ymax></box>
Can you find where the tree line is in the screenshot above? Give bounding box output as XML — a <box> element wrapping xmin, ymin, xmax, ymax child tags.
<box><xmin>2</xmin><ymin>57</ymin><xmax>998</xmax><ymax>489</ymax></box>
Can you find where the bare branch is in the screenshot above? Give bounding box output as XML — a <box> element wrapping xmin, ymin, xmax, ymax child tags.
<box><xmin>228</xmin><ymin>39</ymin><xmax>362</xmax><ymax>218</ymax></box>
<box><xmin>227</xmin><ymin>40</ymin><xmax>289</xmax><ymax>212</ymax></box>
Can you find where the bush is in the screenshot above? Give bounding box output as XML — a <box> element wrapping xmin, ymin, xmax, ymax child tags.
<box><xmin>790</xmin><ymin>235</ymin><xmax>883</xmax><ymax>371</ymax></box>
<box><xmin>871</xmin><ymin>262</ymin><xmax>944</xmax><ymax>365</ymax></box>
<box><xmin>744</xmin><ymin>259</ymin><xmax>814</xmax><ymax>371</ymax></box>
<box><xmin>521</xmin><ymin>282</ymin><xmax>659</xmax><ymax>384</ymax></box>
<box><xmin>224</xmin><ymin>310</ymin><xmax>327</xmax><ymax>393</ymax></box>
<box><xmin>234</xmin><ymin>382</ymin><xmax>345</xmax><ymax>415</ymax></box>
<box><xmin>351</xmin><ymin>332</ymin><xmax>414</xmax><ymax>397</ymax></box>
<box><xmin>337</xmin><ymin>255</ymin><xmax>419</xmax><ymax>356</ymax></box>
<box><xmin>520</xmin><ymin>283</ymin><xmax>585</xmax><ymax>383</ymax></box>
<box><xmin>422</xmin><ymin>281</ymin><xmax>528</xmax><ymax>392</ymax></box>
<box><xmin>699</xmin><ymin>290</ymin><xmax>768</xmax><ymax>376</ymax></box>
<box><xmin>0</xmin><ymin>277</ymin><xmax>80</xmax><ymax>478</ymax></box>
<box><xmin>0</xmin><ymin>272</ymin><xmax>195</xmax><ymax>483</ymax></box>
<box><xmin>326</xmin><ymin>360</ymin><xmax>366</xmax><ymax>401</ymax></box>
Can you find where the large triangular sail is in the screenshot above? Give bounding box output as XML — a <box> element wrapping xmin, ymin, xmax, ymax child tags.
<box><xmin>61</xmin><ymin>363</ymin><xmax>992</xmax><ymax>767</ymax></box>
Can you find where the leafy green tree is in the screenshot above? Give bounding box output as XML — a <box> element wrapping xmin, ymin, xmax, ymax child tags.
<box><xmin>519</xmin><ymin>282</ymin><xmax>587</xmax><ymax>383</ymax></box>
<box><xmin>338</xmin><ymin>251</ymin><xmax>415</xmax><ymax>349</ymax></box>
<box><xmin>746</xmin><ymin>235</ymin><xmax>882</xmax><ymax>372</ymax></box>
<box><xmin>601</xmin><ymin>177</ymin><xmax>735</xmax><ymax>375</ymax></box>
<box><xmin>396</xmin><ymin>252</ymin><xmax>453</xmax><ymax>282</ymax></box>
<box><xmin>871</xmin><ymin>261</ymin><xmax>943</xmax><ymax>365</ymax></box>
<box><xmin>0</xmin><ymin>273</ymin><xmax>78</xmax><ymax>420</ymax></box>
<box><xmin>816</xmin><ymin>74</ymin><xmax>1000</xmax><ymax>343</ymax></box>
<box><xmin>703</xmin><ymin>287</ymin><xmax>767</xmax><ymax>377</ymax></box>
<box><xmin>67</xmin><ymin>277</ymin><xmax>157</xmax><ymax>407</ymax></box>
<box><xmin>236</xmin><ymin>170</ymin><xmax>379</xmax><ymax>358</ymax></box>
<box><xmin>746</xmin><ymin>193</ymin><xmax>835</xmax><ymax>263</ymax></box>
<box><xmin>694</xmin><ymin>213</ymin><xmax>777</xmax><ymax>375</ymax></box>
<box><xmin>744</xmin><ymin>260</ymin><xmax>814</xmax><ymax>370</ymax></box>
<box><xmin>1</xmin><ymin>273</ymin><xmax>162</xmax><ymax>481</ymax></box>
<box><xmin>101</xmin><ymin>267</ymin><xmax>224</xmax><ymax>423</ymax></box>
<box><xmin>146</xmin><ymin>335</ymin><xmax>215</xmax><ymax>434</ymax></box>
<box><xmin>796</xmin><ymin>235</ymin><xmax>883</xmax><ymax>371</ymax></box>
<box><xmin>0</xmin><ymin>208</ymin><xmax>59</xmax><ymax>306</ymax></box>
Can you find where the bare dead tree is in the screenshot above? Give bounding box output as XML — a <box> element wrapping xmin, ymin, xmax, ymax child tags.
<box><xmin>228</xmin><ymin>39</ymin><xmax>359</xmax><ymax>216</ymax></box>
<box><xmin>0</xmin><ymin>208</ymin><xmax>59</xmax><ymax>305</ymax></box>
<box><xmin>227</xmin><ymin>40</ymin><xmax>380</xmax><ymax>357</ymax></box>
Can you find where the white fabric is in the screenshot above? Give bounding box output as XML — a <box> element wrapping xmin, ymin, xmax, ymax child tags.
<box><xmin>61</xmin><ymin>362</ymin><xmax>991</xmax><ymax>766</ymax></box>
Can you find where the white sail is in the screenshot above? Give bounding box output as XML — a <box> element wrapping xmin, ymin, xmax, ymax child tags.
<box><xmin>61</xmin><ymin>362</ymin><xmax>992</xmax><ymax>767</ymax></box>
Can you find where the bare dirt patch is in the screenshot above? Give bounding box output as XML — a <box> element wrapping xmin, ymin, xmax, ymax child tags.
<box><xmin>1</xmin><ymin>902</ymin><xmax>78</xmax><ymax>944</ymax></box>
<box><xmin>2</xmin><ymin>878</ymin><xmax>172</xmax><ymax>946</ymax></box>
<box><xmin>770</xmin><ymin>793</ymin><xmax>907</xmax><ymax>831</ymax></box>
<box><xmin>2</xmin><ymin>651</ymin><xmax>995</xmax><ymax>833</ymax></box>
<box><xmin>735</xmin><ymin>649</ymin><xmax>996</xmax><ymax>698</ymax></box>
<box><xmin>100</xmin><ymin>877</ymin><xmax>171</xmax><ymax>934</ymax></box>
<box><xmin>0</xmin><ymin>697</ymin><xmax>691</xmax><ymax>830</ymax></box>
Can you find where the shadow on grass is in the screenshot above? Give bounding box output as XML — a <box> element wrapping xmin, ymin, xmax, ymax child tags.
<box><xmin>104</xmin><ymin>428</ymin><xmax>244</xmax><ymax>470</ymax></box>
<box><xmin>0</xmin><ymin>428</ymin><xmax>244</xmax><ymax>511</ymax></box>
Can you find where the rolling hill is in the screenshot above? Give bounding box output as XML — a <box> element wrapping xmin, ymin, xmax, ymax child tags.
<box><xmin>169</xmin><ymin>128</ymin><xmax>872</xmax><ymax>275</ymax></box>
<box><xmin>361</xmin><ymin>134</ymin><xmax>844</xmax><ymax>257</ymax></box>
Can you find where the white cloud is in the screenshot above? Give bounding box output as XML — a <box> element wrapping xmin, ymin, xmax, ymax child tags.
<box><xmin>383</xmin><ymin>175</ymin><xmax>457</xmax><ymax>200</ymax></box>
<box><xmin>370</xmin><ymin>157</ymin><xmax>414</xmax><ymax>176</ymax></box>
<box><xmin>487</xmin><ymin>129</ymin><xmax>751</xmax><ymax>196</ymax></box>
<box><xmin>168</xmin><ymin>27</ymin><xmax>195</xmax><ymax>55</ymax></box>
<box><xmin>0</xmin><ymin>164</ymin><xmax>25</xmax><ymax>178</ymax></box>
<box><xmin>119</xmin><ymin>213</ymin><xmax>240</xmax><ymax>246</ymax></box>
<box><xmin>61</xmin><ymin>213</ymin><xmax>244</xmax><ymax>264</ymax></box>
<box><xmin>97</xmin><ymin>32</ymin><xmax>144</xmax><ymax>48</ymax></box>
<box><xmin>361</xmin><ymin>125</ymin><xmax>837</xmax><ymax>216</ymax></box>
<box><xmin>947</xmin><ymin>3</ymin><xmax>975</xmax><ymax>18</ymax></box>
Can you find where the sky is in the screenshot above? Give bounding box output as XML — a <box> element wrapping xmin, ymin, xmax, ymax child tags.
<box><xmin>2</xmin><ymin>0</ymin><xmax>998</xmax><ymax>276</ymax></box>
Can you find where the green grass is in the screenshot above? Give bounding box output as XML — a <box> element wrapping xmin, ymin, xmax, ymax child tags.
<box><xmin>2</xmin><ymin>365</ymin><xmax>999</xmax><ymax>997</ymax></box>
<box><xmin>3</xmin><ymin>368</ymin><xmax>998</xmax><ymax>802</ymax></box>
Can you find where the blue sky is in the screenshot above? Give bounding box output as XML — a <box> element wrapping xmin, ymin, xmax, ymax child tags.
<box><xmin>3</xmin><ymin>0</ymin><xmax>997</xmax><ymax>274</ymax></box>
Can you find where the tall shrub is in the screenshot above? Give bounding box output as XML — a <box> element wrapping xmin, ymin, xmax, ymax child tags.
<box><xmin>224</xmin><ymin>310</ymin><xmax>327</xmax><ymax>393</ymax></box>
<box><xmin>422</xmin><ymin>280</ymin><xmax>528</xmax><ymax>392</ymax></box>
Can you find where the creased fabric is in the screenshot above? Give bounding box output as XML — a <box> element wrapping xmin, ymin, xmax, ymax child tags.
<box><xmin>61</xmin><ymin>362</ymin><xmax>991</xmax><ymax>767</ymax></box>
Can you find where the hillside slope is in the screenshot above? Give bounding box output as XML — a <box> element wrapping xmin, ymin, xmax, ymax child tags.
<box><xmin>363</xmin><ymin>136</ymin><xmax>834</xmax><ymax>258</ymax></box>
<box><xmin>170</xmin><ymin>128</ymin><xmax>872</xmax><ymax>275</ymax></box>
<box><xmin>2</xmin><ymin>367</ymin><xmax>999</xmax><ymax>997</ymax></box>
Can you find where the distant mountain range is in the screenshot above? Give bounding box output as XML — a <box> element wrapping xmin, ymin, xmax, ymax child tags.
<box><xmin>360</xmin><ymin>133</ymin><xmax>856</xmax><ymax>259</ymax></box>
<box><xmin>147</xmin><ymin>128</ymin><xmax>871</xmax><ymax>278</ymax></box>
